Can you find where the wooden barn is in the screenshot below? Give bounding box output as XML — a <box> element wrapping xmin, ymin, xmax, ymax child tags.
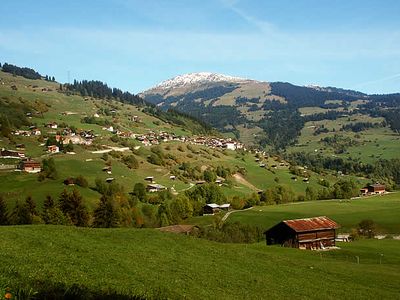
<box><xmin>360</xmin><ymin>183</ymin><xmax>386</xmax><ymax>196</ymax></box>
<box><xmin>264</xmin><ymin>216</ymin><xmax>339</xmax><ymax>250</ymax></box>
<box><xmin>203</xmin><ymin>203</ymin><xmax>220</xmax><ymax>215</ymax></box>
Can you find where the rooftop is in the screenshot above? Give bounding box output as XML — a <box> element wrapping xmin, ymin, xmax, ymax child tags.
<box><xmin>283</xmin><ymin>216</ymin><xmax>339</xmax><ymax>232</ymax></box>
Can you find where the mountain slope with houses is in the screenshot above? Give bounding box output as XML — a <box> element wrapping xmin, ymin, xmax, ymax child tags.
<box><xmin>140</xmin><ymin>73</ymin><xmax>400</xmax><ymax>150</ymax></box>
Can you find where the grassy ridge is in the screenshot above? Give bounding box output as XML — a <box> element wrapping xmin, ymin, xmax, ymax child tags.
<box><xmin>0</xmin><ymin>225</ymin><xmax>399</xmax><ymax>299</ymax></box>
<box><xmin>228</xmin><ymin>192</ymin><xmax>400</xmax><ymax>233</ymax></box>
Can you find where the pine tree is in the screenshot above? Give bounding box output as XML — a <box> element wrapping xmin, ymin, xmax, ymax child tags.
<box><xmin>42</xmin><ymin>195</ymin><xmax>68</xmax><ymax>225</ymax></box>
<box><xmin>11</xmin><ymin>201</ymin><xmax>32</xmax><ymax>225</ymax></box>
<box><xmin>59</xmin><ymin>189</ymin><xmax>89</xmax><ymax>227</ymax></box>
<box><xmin>0</xmin><ymin>196</ymin><xmax>9</xmax><ymax>225</ymax></box>
<box><xmin>132</xmin><ymin>183</ymin><xmax>147</xmax><ymax>202</ymax></box>
<box><xmin>93</xmin><ymin>195</ymin><xmax>120</xmax><ymax>228</ymax></box>
<box><xmin>25</xmin><ymin>196</ymin><xmax>38</xmax><ymax>216</ymax></box>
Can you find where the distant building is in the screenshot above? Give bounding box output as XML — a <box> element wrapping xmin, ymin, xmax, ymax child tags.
<box><xmin>46</xmin><ymin>122</ymin><xmax>58</xmax><ymax>129</ymax></box>
<box><xmin>264</xmin><ymin>216</ymin><xmax>339</xmax><ymax>250</ymax></box>
<box><xmin>31</xmin><ymin>128</ymin><xmax>41</xmax><ymax>136</ymax></box>
<box><xmin>203</xmin><ymin>203</ymin><xmax>220</xmax><ymax>215</ymax></box>
<box><xmin>224</xmin><ymin>142</ymin><xmax>236</xmax><ymax>150</ymax></box>
<box><xmin>144</xmin><ymin>176</ymin><xmax>154</xmax><ymax>183</ymax></box>
<box><xmin>19</xmin><ymin>160</ymin><xmax>41</xmax><ymax>173</ymax></box>
<box><xmin>360</xmin><ymin>183</ymin><xmax>386</xmax><ymax>196</ymax></box>
<box><xmin>0</xmin><ymin>149</ymin><xmax>25</xmax><ymax>159</ymax></box>
<box><xmin>47</xmin><ymin>145</ymin><xmax>60</xmax><ymax>153</ymax></box>
<box><xmin>203</xmin><ymin>203</ymin><xmax>231</xmax><ymax>215</ymax></box>
<box><xmin>147</xmin><ymin>183</ymin><xmax>167</xmax><ymax>193</ymax></box>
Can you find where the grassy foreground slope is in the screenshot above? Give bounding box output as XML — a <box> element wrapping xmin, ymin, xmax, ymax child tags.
<box><xmin>228</xmin><ymin>193</ymin><xmax>400</xmax><ymax>233</ymax></box>
<box><xmin>1</xmin><ymin>226</ymin><xmax>400</xmax><ymax>299</ymax></box>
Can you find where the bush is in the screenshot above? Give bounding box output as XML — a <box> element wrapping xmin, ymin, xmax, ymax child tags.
<box><xmin>147</xmin><ymin>153</ymin><xmax>164</xmax><ymax>166</ymax></box>
<box><xmin>357</xmin><ymin>219</ymin><xmax>376</xmax><ymax>238</ymax></box>
<box><xmin>75</xmin><ymin>175</ymin><xmax>88</xmax><ymax>188</ymax></box>
<box><xmin>122</xmin><ymin>155</ymin><xmax>139</xmax><ymax>169</ymax></box>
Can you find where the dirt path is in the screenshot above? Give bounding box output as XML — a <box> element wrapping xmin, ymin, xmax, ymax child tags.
<box><xmin>232</xmin><ymin>173</ymin><xmax>260</xmax><ymax>192</ymax></box>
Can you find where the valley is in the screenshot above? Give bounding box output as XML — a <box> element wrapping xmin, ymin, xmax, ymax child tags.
<box><xmin>0</xmin><ymin>64</ymin><xmax>399</xmax><ymax>299</ymax></box>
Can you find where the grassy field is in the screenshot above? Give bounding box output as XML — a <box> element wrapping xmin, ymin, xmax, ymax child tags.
<box><xmin>288</xmin><ymin>113</ymin><xmax>400</xmax><ymax>163</ymax></box>
<box><xmin>228</xmin><ymin>192</ymin><xmax>400</xmax><ymax>233</ymax></box>
<box><xmin>0</xmin><ymin>225</ymin><xmax>399</xmax><ymax>299</ymax></box>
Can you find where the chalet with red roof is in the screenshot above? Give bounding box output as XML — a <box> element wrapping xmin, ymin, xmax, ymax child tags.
<box><xmin>264</xmin><ymin>216</ymin><xmax>339</xmax><ymax>250</ymax></box>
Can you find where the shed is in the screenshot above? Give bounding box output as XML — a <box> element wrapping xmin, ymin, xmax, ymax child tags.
<box><xmin>203</xmin><ymin>203</ymin><xmax>220</xmax><ymax>215</ymax></box>
<box><xmin>144</xmin><ymin>176</ymin><xmax>154</xmax><ymax>183</ymax></box>
<box><xmin>147</xmin><ymin>183</ymin><xmax>167</xmax><ymax>193</ymax></box>
<box><xmin>264</xmin><ymin>216</ymin><xmax>339</xmax><ymax>250</ymax></box>
<box><xmin>219</xmin><ymin>203</ymin><xmax>231</xmax><ymax>210</ymax></box>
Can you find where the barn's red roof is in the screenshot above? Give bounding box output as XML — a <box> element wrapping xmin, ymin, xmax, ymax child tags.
<box><xmin>283</xmin><ymin>216</ymin><xmax>339</xmax><ymax>232</ymax></box>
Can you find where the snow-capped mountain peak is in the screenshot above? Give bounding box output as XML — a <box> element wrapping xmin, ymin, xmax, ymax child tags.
<box><xmin>151</xmin><ymin>72</ymin><xmax>250</xmax><ymax>90</ymax></box>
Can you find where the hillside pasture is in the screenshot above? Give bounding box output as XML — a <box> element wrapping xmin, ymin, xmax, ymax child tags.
<box><xmin>228</xmin><ymin>192</ymin><xmax>400</xmax><ymax>233</ymax></box>
<box><xmin>0</xmin><ymin>226</ymin><xmax>399</xmax><ymax>299</ymax></box>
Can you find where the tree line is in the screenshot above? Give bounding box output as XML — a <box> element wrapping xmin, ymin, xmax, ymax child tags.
<box><xmin>287</xmin><ymin>152</ymin><xmax>400</xmax><ymax>189</ymax></box>
<box><xmin>1</xmin><ymin>62</ymin><xmax>55</xmax><ymax>81</ymax></box>
<box><xmin>65</xmin><ymin>80</ymin><xmax>145</xmax><ymax>106</ymax></box>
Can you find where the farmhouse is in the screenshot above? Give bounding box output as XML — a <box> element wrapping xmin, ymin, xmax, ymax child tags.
<box><xmin>360</xmin><ymin>183</ymin><xmax>386</xmax><ymax>196</ymax></box>
<box><xmin>19</xmin><ymin>160</ymin><xmax>41</xmax><ymax>173</ymax></box>
<box><xmin>368</xmin><ymin>183</ymin><xmax>386</xmax><ymax>195</ymax></box>
<box><xmin>264</xmin><ymin>216</ymin><xmax>339</xmax><ymax>250</ymax></box>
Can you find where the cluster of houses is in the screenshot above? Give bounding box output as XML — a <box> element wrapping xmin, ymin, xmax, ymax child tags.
<box><xmin>136</xmin><ymin>131</ymin><xmax>186</xmax><ymax>146</ymax></box>
<box><xmin>134</xmin><ymin>131</ymin><xmax>245</xmax><ymax>151</ymax></box>
<box><xmin>189</xmin><ymin>137</ymin><xmax>244</xmax><ymax>151</ymax></box>
<box><xmin>13</xmin><ymin>121</ymin><xmax>96</xmax><ymax>154</ymax></box>
<box><xmin>12</xmin><ymin>127</ymin><xmax>41</xmax><ymax>137</ymax></box>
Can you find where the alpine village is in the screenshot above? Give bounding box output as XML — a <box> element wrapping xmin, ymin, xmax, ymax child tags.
<box><xmin>1</xmin><ymin>2</ymin><xmax>400</xmax><ymax>299</ymax></box>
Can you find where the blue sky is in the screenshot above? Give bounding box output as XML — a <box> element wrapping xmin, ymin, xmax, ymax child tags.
<box><xmin>0</xmin><ymin>0</ymin><xmax>399</xmax><ymax>94</ymax></box>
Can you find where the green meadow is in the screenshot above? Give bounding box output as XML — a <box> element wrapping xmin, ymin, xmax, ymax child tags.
<box><xmin>228</xmin><ymin>192</ymin><xmax>400</xmax><ymax>233</ymax></box>
<box><xmin>0</xmin><ymin>225</ymin><xmax>399</xmax><ymax>299</ymax></box>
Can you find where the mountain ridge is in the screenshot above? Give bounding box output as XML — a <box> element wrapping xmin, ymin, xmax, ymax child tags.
<box><xmin>148</xmin><ymin>72</ymin><xmax>252</xmax><ymax>91</ymax></box>
<box><xmin>141</xmin><ymin>72</ymin><xmax>400</xmax><ymax>149</ymax></box>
